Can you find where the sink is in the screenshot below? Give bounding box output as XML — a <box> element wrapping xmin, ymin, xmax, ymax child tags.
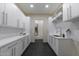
<box><xmin>54</xmin><ymin>35</ymin><xmax>61</xmax><ymax>37</ymax></box>
<box><xmin>53</xmin><ymin>33</ymin><xmax>65</xmax><ymax>38</ymax></box>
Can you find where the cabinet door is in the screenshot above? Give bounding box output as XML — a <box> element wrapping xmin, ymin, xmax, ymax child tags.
<box><xmin>15</xmin><ymin>6</ymin><xmax>25</xmax><ymax>28</ymax></box>
<box><xmin>63</xmin><ymin>3</ymin><xmax>70</xmax><ymax>21</ymax></box>
<box><xmin>51</xmin><ymin>37</ymin><xmax>53</xmax><ymax>47</ymax></box>
<box><xmin>15</xmin><ymin>40</ymin><xmax>23</xmax><ymax>56</ymax></box>
<box><xmin>21</xmin><ymin>39</ymin><xmax>25</xmax><ymax>51</ymax></box>
<box><xmin>19</xmin><ymin>21</ymin><xmax>25</xmax><ymax>29</ymax></box>
<box><xmin>24</xmin><ymin>37</ymin><xmax>28</xmax><ymax>48</ymax></box>
<box><xmin>0</xmin><ymin>3</ymin><xmax>5</xmax><ymax>12</ymax></box>
<box><xmin>0</xmin><ymin>3</ymin><xmax>5</xmax><ymax>25</ymax></box>
<box><xmin>0</xmin><ymin>45</ymin><xmax>13</xmax><ymax>56</ymax></box>
<box><xmin>49</xmin><ymin>36</ymin><xmax>51</xmax><ymax>46</ymax></box>
<box><xmin>70</xmin><ymin>3</ymin><xmax>79</xmax><ymax>18</ymax></box>
<box><xmin>16</xmin><ymin>19</ymin><xmax>25</xmax><ymax>29</ymax></box>
<box><xmin>19</xmin><ymin>19</ymin><xmax>24</xmax><ymax>28</ymax></box>
<box><xmin>54</xmin><ymin>38</ymin><xmax>56</xmax><ymax>53</ymax></box>
<box><xmin>55</xmin><ymin>39</ymin><xmax>59</xmax><ymax>55</ymax></box>
<box><xmin>63</xmin><ymin>4</ymin><xmax>67</xmax><ymax>21</ymax></box>
<box><xmin>27</xmin><ymin>36</ymin><xmax>29</xmax><ymax>46</ymax></box>
<box><xmin>0</xmin><ymin>42</ymin><xmax>17</xmax><ymax>56</ymax></box>
<box><xmin>24</xmin><ymin>38</ymin><xmax>27</xmax><ymax>50</ymax></box>
<box><xmin>5</xmin><ymin>4</ymin><xmax>17</xmax><ymax>27</ymax></box>
<box><xmin>23</xmin><ymin>37</ymin><xmax>29</xmax><ymax>50</ymax></box>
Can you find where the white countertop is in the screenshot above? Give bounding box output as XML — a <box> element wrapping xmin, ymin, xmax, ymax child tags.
<box><xmin>54</xmin><ymin>37</ymin><xmax>72</xmax><ymax>40</ymax></box>
<box><xmin>0</xmin><ymin>34</ymin><xmax>29</xmax><ymax>48</ymax></box>
<box><xmin>49</xmin><ymin>34</ymin><xmax>71</xmax><ymax>40</ymax></box>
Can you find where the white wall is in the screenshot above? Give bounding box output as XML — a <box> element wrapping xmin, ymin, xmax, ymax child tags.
<box><xmin>30</xmin><ymin>15</ymin><xmax>49</xmax><ymax>42</ymax></box>
<box><xmin>43</xmin><ymin>18</ymin><xmax>49</xmax><ymax>42</ymax></box>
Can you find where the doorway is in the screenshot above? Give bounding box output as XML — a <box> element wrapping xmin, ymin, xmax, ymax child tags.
<box><xmin>33</xmin><ymin>20</ymin><xmax>44</xmax><ymax>41</ymax></box>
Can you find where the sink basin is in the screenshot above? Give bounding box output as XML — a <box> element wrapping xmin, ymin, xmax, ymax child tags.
<box><xmin>54</xmin><ymin>35</ymin><xmax>61</xmax><ymax>37</ymax></box>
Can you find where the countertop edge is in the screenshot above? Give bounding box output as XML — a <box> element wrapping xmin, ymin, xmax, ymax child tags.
<box><xmin>0</xmin><ymin>34</ymin><xmax>29</xmax><ymax>48</ymax></box>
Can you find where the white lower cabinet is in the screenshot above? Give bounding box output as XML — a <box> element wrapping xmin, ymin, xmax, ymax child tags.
<box><xmin>24</xmin><ymin>36</ymin><xmax>28</xmax><ymax>48</ymax></box>
<box><xmin>0</xmin><ymin>47</ymin><xmax>13</xmax><ymax>56</ymax></box>
<box><xmin>0</xmin><ymin>35</ymin><xmax>30</xmax><ymax>56</ymax></box>
<box><xmin>53</xmin><ymin>38</ymin><xmax>59</xmax><ymax>55</ymax></box>
<box><xmin>48</xmin><ymin>35</ymin><xmax>78</xmax><ymax>56</ymax></box>
<box><xmin>26</xmin><ymin>36</ymin><xmax>29</xmax><ymax>46</ymax></box>
<box><xmin>0</xmin><ymin>42</ymin><xmax>17</xmax><ymax>56</ymax></box>
<box><xmin>48</xmin><ymin>36</ymin><xmax>61</xmax><ymax>56</ymax></box>
<box><xmin>22</xmin><ymin>38</ymin><xmax>26</xmax><ymax>51</ymax></box>
<box><xmin>22</xmin><ymin>36</ymin><xmax>30</xmax><ymax>50</ymax></box>
<box><xmin>48</xmin><ymin>36</ymin><xmax>51</xmax><ymax>46</ymax></box>
<box><xmin>15</xmin><ymin>36</ymin><xmax>29</xmax><ymax>56</ymax></box>
<box><xmin>15</xmin><ymin>39</ymin><xmax>23</xmax><ymax>56</ymax></box>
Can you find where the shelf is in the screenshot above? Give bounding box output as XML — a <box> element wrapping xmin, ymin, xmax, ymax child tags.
<box><xmin>52</xmin><ymin>12</ymin><xmax>63</xmax><ymax>23</ymax></box>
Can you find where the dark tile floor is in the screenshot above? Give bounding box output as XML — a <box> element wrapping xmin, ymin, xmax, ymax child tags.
<box><xmin>22</xmin><ymin>40</ymin><xmax>57</xmax><ymax>56</ymax></box>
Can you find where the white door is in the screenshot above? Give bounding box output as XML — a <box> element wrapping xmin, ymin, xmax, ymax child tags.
<box><xmin>34</xmin><ymin>20</ymin><xmax>44</xmax><ymax>40</ymax></box>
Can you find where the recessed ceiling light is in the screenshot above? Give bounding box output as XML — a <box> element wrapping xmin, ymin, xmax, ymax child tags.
<box><xmin>45</xmin><ymin>5</ymin><xmax>49</xmax><ymax>8</ymax></box>
<box><xmin>30</xmin><ymin>4</ymin><xmax>34</xmax><ymax>8</ymax></box>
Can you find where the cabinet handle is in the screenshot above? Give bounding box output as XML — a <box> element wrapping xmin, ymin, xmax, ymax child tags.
<box><xmin>67</xmin><ymin>8</ymin><xmax>69</xmax><ymax>20</ymax></box>
<box><xmin>6</xmin><ymin>13</ymin><xmax>8</xmax><ymax>24</ymax></box>
<box><xmin>69</xmin><ymin>5</ymin><xmax>72</xmax><ymax>18</ymax></box>
<box><xmin>2</xmin><ymin>11</ymin><xmax>5</xmax><ymax>24</ymax></box>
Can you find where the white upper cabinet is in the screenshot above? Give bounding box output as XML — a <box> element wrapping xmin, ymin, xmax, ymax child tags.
<box><xmin>5</xmin><ymin>3</ymin><xmax>26</xmax><ymax>28</ymax></box>
<box><xmin>19</xmin><ymin>15</ymin><xmax>25</xmax><ymax>29</ymax></box>
<box><xmin>24</xmin><ymin>16</ymin><xmax>31</xmax><ymax>33</ymax></box>
<box><xmin>5</xmin><ymin>4</ymin><xmax>18</xmax><ymax>27</ymax></box>
<box><xmin>63</xmin><ymin>4</ymin><xmax>68</xmax><ymax>21</ymax></box>
<box><xmin>0</xmin><ymin>3</ymin><xmax>5</xmax><ymax>25</ymax></box>
<box><xmin>13</xmin><ymin>4</ymin><xmax>26</xmax><ymax>29</ymax></box>
<box><xmin>70</xmin><ymin>3</ymin><xmax>79</xmax><ymax>18</ymax></box>
<box><xmin>63</xmin><ymin>3</ymin><xmax>71</xmax><ymax>21</ymax></box>
<box><xmin>0</xmin><ymin>3</ymin><xmax>5</xmax><ymax>12</ymax></box>
<box><xmin>63</xmin><ymin>3</ymin><xmax>79</xmax><ymax>22</ymax></box>
<box><xmin>0</xmin><ymin>3</ymin><xmax>29</xmax><ymax>29</ymax></box>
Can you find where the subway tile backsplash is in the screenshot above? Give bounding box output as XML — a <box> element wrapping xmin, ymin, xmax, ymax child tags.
<box><xmin>0</xmin><ymin>26</ymin><xmax>24</xmax><ymax>39</ymax></box>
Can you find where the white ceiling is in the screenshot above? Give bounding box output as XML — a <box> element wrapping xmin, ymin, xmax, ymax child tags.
<box><xmin>16</xmin><ymin>3</ymin><xmax>62</xmax><ymax>16</ymax></box>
